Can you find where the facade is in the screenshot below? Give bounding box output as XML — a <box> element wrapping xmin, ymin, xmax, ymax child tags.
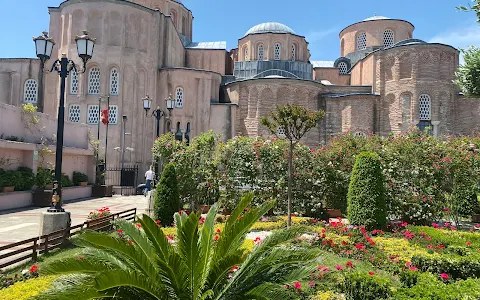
<box><xmin>1</xmin><ymin>0</ymin><xmax>480</xmax><ymax>176</ymax></box>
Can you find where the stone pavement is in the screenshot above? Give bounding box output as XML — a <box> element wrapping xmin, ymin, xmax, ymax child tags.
<box><xmin>0</xmin><ymin>195</ymin><xmax>148</xmax><ymax>246</ymax></box>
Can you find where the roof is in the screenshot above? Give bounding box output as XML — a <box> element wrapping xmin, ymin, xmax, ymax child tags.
<box><xmin>186</xmin><ymin>41</ymin><xmax>227</xmax><ymax>50</ymax></box>
<box><xmin>311</xmin><ymin>61</ymin><xmax>335</xmax><ymax>68</ymax></box>
<box><xmin>245</xmin><ymin>22</ymin><xmax>295</xmax><ymax>36</ymax></box>
<box><xmin>363</xmin><ymin>15</ymin><xmax>390</xmax><ymax>21</ymax></box>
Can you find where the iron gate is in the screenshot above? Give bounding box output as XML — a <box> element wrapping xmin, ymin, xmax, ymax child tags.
<box><xmin>105</xmin><ymin>164</ymin><xmax>139</xmax><ymax>195</ymax></box>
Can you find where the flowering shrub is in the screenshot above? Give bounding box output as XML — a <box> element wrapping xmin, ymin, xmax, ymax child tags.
<box><xmin>87</xmin><ymin>207</ymin><xmax>111</xmax><ymax>220</ymax></box>
<box><xmin>0</xmin><ymin>264</ymin><xmax>39</xmax><ymax>290</ymax></box>
<box><xmin>0</xmin><ymin>275</ymin><xmax>56</xmax><ymax>300</ymax></box>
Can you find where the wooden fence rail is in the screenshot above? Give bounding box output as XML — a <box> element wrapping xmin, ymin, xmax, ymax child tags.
<box><xmin>0</xmin><ymin>208</ymin><xmax>137</xmax><ymax>270</ymax></box>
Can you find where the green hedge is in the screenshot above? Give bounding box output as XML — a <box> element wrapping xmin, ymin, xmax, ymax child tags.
<box><xmin>344</xmin><ymin>272</ymin><xmax>391</xmax><ymax>300</ymax></box>
<box><xmin>154</xmin><ymin>163</ymin><xmax>180</xmax><ymax>226</ymax></box>
<box><xmin>72</xmin><ymin>171</ymin><xmax>88</xmax><ymax>186</ymax></box>
<box><xmin>411</xmin><ymin>255</ymin><xmax>480</xmax><ymax>280</ymax></box>
<box><xmin>0</xmin><ymin>167</ymin><xmax>35</xmax><ymax>191</ymax></box>
<box><xmin>347</xmin><ymin>152</ymin><xmax>387</xmax><ymax>230</ymax></box>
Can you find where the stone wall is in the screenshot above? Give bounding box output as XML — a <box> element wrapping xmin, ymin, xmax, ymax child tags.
<box><xmin>186</xmin><ymin>49</ymin><xmax>227</xmax><ymax>75</ymax></box>
<box><xmin>313</xmin><ymin>68</ymin><xmax>350</xmax><ymax>85</ymax></box>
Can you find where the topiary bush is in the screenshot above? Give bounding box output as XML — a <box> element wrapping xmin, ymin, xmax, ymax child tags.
<box><xmin>344</xmin><ymin>272</ymin><xmax>391</xmax><ymax>300</ymax></box>
<box><xmin>154</xmin><ymin>163</ymin><xmax>180</xmax><ymax>226</ymax></box>
<box><xmin>347</xmin><ymin>152</ymin><xmax>387</xmax><ymax>230</ymax></box>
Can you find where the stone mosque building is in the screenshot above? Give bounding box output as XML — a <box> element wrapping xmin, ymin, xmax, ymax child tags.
<box><xmin>1</xmin><ymin>0</ymin><xmax>480</xmax><ymax>172</ymax></box>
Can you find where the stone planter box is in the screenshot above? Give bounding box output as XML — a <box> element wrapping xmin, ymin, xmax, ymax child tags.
<box><xmin>0</xmin><ymin>191</ymin><xmax>32</xmax><ymax>211</ymax></box>
<box><xmin>32</xmin><ymin>189</ymin><xmax>53</xmax><ymax>207</ymax></box>
<box><xmin>62</xmin><ymin>186</ymin><xmax>92</xmax><ymax>201</ymax></box>
<box><xmin>92</xmin><ymin>185</ymin><xmax>113</xmax><ymax>197</ymax></box>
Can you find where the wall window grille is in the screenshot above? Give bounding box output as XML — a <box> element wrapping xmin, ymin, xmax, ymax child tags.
<box><xmin>70</xmin><ymin>70</ymin><xmax>78</xmax><ymax>94</ymax></box>
<box><xmin>419</xmin><ymin>94</ymin><xmax>431</xmax><ymax>120</ymax></box>
<box><xmin>88</xmin><ymin>67</ymin><xmax>101</xmax><ymax>95</ymax></box>
<box><xmin>291</xmin><ymin>44</ymin><xmax>296</xmax><ymax>61</ymax></box>
<box><xmin>109</xmin><ymin>68</ymin><xmax>119</xmax><ymax>96</ymax></box>
<box><xmin>108</xmin><ymin>105</ymin><xmax>118</xmax><ymax>124</ymax></box>
<box><xmin>68</xmin><ymin>104</ymin><xmax>81</xmax><ymax>123</ymax></box>
<box><xmin>338</xmin><ymin>62</ymin><xmax>348</xmax><ymax>74</ymax></box>
<box><xmin>274</xmin><ymin>43</ymin><xmax>281</xmax><ymax>60</ymax></box>
<box><xmin>175</xmin><ymin>87</ymin><xmax>184</xmax><ymax>108</ymax></box>
<box><xmin>258</xmin><ymin>44</ymin><xmax>264</xmax><ymax>61</ymax></box>
<box><xmin>23</xmin><ymin>79</ymin><xmax>38</xmax><ymax>103</ymax></box>
<box><xmin>383</xmin><ymin>29</ymin><xmax>394</xmax><ymax>48</ymax></box>
<box><xmin>356</xmin><ymin>32</ymin><xmax>367</xmax><ymax>50</ymax></box>
<box><xmin>277</xmin><ymin>126</ymin><xmax>286</xmax><ymax>137</ymax></box>
<box><xmin>87</xmin><ymin>105</ymin><xmax>99</xmax><ymax>124</ymax></box>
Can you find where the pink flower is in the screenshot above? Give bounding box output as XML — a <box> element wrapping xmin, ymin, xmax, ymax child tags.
<box><xmin>432</xmin><ymin>223</ymin><xmax>439</xmax><ymax>229</ymax></box>
<box><xmin>308</xmin><ymin>281</ymin><xmax>315</xmax><ymax>288</ymax></box>
<box><xmin>346</xmin><ymin>261</ymin><xmax>354</xmax><ymax>268</ymax></box>
<box><xmin>467</xmin><ymin>241</ymin><xmax>472</xmax><ymax>247</ymax></box>
<box><xmin>405</xmin><ymin>261</ymin><xmax>412</xmax><ymax>267</ymax></box>
<box><xmin>440</xmin><ymin>273</ymin><xmax>449</xmax><ymax>281</ymax></box>
<box><xmin>293</xmin><ymin>281</ymin><xmax>301</xmax><ymax>290</ymax></box>
<box><xmin>317</xmin><ymin>265</ymin><xmax>330</xmax><ymax>273</ymax></box>
<box><xmin>335</xmin><ymin>265</ymin><xmax>343</xmax><ymax>271</ymax></box>
<box><xmin>254</xmin><ymin>237</ymin><xmax>262</xmax><ymax>244</ymax></box>
<box><xmin>409</xmin><ymin>267</ymin><xmax>418</xmax><ymax>271</ymax></box>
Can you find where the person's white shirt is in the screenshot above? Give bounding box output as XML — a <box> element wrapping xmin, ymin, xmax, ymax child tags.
<box><xmin>145</xmin><ymin>169</ymin><xmax>154</xmax><ymax>181</ymax></box>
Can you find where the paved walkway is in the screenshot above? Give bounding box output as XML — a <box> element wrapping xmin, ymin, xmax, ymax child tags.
<box><xmin>0</xmin><ymin>195</ymin><xmax>148</xmax><ymax>246</ymax></box>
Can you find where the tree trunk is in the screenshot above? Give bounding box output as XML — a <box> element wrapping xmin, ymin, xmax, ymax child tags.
<box><xmin>288</xmin><ymin>140</ymin><xmax>293</xmax><ymax>227</ymax></box>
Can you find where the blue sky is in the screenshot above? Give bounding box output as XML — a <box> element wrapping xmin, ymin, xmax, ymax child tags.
<box><xmin>1</xmin><ymin>0</ymin><xmax>479</xmax><ymax>61</ymax></box>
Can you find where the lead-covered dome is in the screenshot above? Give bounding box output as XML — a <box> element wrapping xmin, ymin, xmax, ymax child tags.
<box><xmin>245</xmin><ymin>22</ymin><xmax>295</xmax><ymax>36</ymax></box>
<box><xmin>363</xmin><ymin>15</ymin><xmax>390</xmax><ymax>21</ymax></box>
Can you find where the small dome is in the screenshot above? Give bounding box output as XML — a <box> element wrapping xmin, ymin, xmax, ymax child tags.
<box><xmin>245</xmin><ymin>22</ymin><xmax>295</xmax><ymax>36</ymax></box>
<box><xmin>363</xmin><ymin>15</ymin><xmax>390</xmax><ymax>21</ymax></box>
<box><xmin>391</xmin><ymin>39</ymin><xmax>426</xmax><ymax>48</ymax></box>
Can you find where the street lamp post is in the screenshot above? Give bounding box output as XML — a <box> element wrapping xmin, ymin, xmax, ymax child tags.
<box><xmin>142</xmin><ymin>94</ymin><xmax>175</xmax><ymax>137</ymax></box>
<box><xmin>34</xmin><ymin>30</ymin><xmax>95</xmax><ymax>212</ymax></box>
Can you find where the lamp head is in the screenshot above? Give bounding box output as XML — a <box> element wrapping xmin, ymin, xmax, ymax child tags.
<box><xmin>75</xmin><ymin>30</ymin><xmax>96</xmax><ymax>67</ymax></box>
<box><xmin>33</xmin><ymin>31</ymin><xmax>56</xmax><ymax>65</ymax></box>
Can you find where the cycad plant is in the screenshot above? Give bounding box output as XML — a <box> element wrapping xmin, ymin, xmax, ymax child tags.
<box><xmin>36</xmin><ymin>193</ymin><xmax>321</xmax><ymax>299</ymax></box>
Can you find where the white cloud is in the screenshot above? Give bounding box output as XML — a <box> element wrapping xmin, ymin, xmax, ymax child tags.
<box><xmin>429</xmin><ymin>24</ymin><xmax>480</xmax><ymax>64</ymax></box>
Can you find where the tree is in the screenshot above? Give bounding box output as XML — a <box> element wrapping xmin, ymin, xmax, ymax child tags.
<box><xmin>457</xmin><ymin>1</ymin><xmax>480</xmax><ymax>23</ymax></box>
<box><xmin>347</xmin><ymin>152</ymin><xmax>387</xmax><ymax>230</ymax></box>
<box><xmin>154</xmin><ymin>163</ymin><xmax>180</xmax><ymax>226</ymax></box>
<box><xmin>455</xmin><ymin>46</ymin><xmax>480</xmax><ymax>97</ymax></box>
<box><xmin>35</xmin><ymin>193</ymin><xmax>321</xmax><ymax>300</ymax></box>
<box><xmin>261</xmin><ymin>104</ymin><xmax>325</xmax><ymax>227</ymax></box>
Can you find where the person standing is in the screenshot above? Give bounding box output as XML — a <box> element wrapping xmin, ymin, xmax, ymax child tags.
<box><xmin>145</xmin><ymin>166</ymin><xmax>154</xmax><ymax>194</ymax></box>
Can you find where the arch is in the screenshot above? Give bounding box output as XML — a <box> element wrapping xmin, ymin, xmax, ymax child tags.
<box><xmin>165</xmin><ymin>120</ymin><xmax>172</xmax><ymax>133</ymax></box>
<box><xmin>399</xmin><ymin>53</ymin><xmax>412</xmax><ymax>79</ymax></box>
<box><xmin>242</xmin><ymin>45</ymin><xmax>248</xmax><ymax>61</ymax></box>
<box><xmin>274</xmin><ymin>42</ymin><xmax>281</xmax><ymax>60</ymax></box>
<box><xmin>257</xmin><ymin>43</ymin><xmax>264</xmax><ymax>61</ymax></box>
<box><xmin>109</xmin><ymin>67</ymin><xmax>120</xmax><ymax>95</ymax></box>
<box><xmin>70</xmin><ymin>69</ymin><xmax>79</xmax><ymax>94</ymax></box>
<box><xmin>252</xmin><ymin>69</ymin><xmax>299</xmax><ymax>79</ymax></box>
<box><xmin>175</xmin><ymin>86</ymin><xmax>184</xmax><ymax>108</ymax></box>
<box><xmin>23</xmin><ymin>79</ymin><xmax>38</xmax><ymax>103</ymax></box>
<box><xmin>185</xmin><ymin>122</ymin><xmax>191</xmax><ymax>145</ymax></box>
<box><xmin>291</xmin><ymin>43</ymin><xmax>297</xmax><ymax>61</ymax></box>
<box><xmin>338</xmin><ymin>61</ymin><xmax>348</xmax><ymax>74</ymax></box>
<box><xmin>182</xmin><ymin>16</ymin><xmax>187</xmax><ymax>35</ymax></box>
<box><xmin>383</xmin><ymin>29</ymin><xmax>395</xmax><ymax>48</ymax></box>
<box><xmin>87</xmin><ymin>9</ymin><xmax>103</xmax><ymax>44</ymax></box>
<box><xmin>340</xmin><ymin>38</ymin><xmax>345</xmax><ymax>56</ymax></box>
<box><xmin>107</xmin><ymin>11</ymin><xmax>122</xmax><ymax>46</ymax></box>
<box><xmin>88</xmin><ymin>66</ymin><xmax>101</xmax><ymax>95</ymax></box>
<box><xmin>174</xmin><ymin>121</ymin><xmax>183</xmax><ymax>141</ymax></box>
<box><xmin>356</xmin><ymin>32</ymin><xmax>367</xmax><ymax>51</ymax></box>
<box><xmin>385</xmin><ymin>57</ymin><xmax>394</xmax><ymax>81</ymax></box>
<box><xmin>139</xmin><ymin>17</ymin><xmax>148</xmax><ymax>51</ymax></box>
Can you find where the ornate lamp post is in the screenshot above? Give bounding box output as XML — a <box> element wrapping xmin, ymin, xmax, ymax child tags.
<box><xmin>143</xmin><ymin>94</ymin><xmax>175</xmax><ymax>137</ymax></box>
<box><xmin>33</xmin><ymin>30</ymin><xmax>95</xmax><ymax>212</ymax></box>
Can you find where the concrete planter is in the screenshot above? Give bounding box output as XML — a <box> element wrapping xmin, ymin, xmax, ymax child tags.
<box><xmin>2</xmin><ymin>186</ymin><xmax>14</xmax><ymax>193</ymax></box>
<box><xmin>92</xmin><ymin>185</ymin><xmax>113</xmax><ymax>197</ymax></box>
<box><xmin>62</xmin><ymin>186</ymin><xmax>92</xmax><ymax>201</ymax></box>
<box><xmin>32</xmin><ymin>189</ymin><xmax>53</xmax><ymax>207</ymax></box>
<box><xmin>0</xmin><ymin>191</ymin><xmax>32</xmax><ymax>211</ymax></box>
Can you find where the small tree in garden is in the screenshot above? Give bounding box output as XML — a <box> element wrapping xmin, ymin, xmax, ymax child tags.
<box><xmin>261</xmin><ymin>104</ymin><xmax>324</xmax><ymax>226</ymax></box>
<box><xmin>154</xmin><ymin>163</ymin><xmax>180</xmax><ymax>226</ymax></box>
<box><xmin>347</xmin><ymin>152</ymin><xmax>387</xmax><ymax>230</ymax></box>
<box><xmin>455</xmin><ymin>46</ymin><xmax>480</xmax><ymax>96</ymax></box>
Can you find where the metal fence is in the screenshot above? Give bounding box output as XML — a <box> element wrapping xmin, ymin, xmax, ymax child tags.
<box><xmin>105</xmin><ymin>164</ymin><xmax>139</xmax><ymax>195</ymax></box>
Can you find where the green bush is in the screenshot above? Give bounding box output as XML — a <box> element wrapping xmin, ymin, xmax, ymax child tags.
<box><xmin>15</xmin><ymin>167</ymin><xmax>35</xmax><ymax>191</ymax></box>
<box><xmin>343</xmin><ymin>272</ymin><xmax>391</xmax><ymax>300</ymax></box>
<box><xmin>154</xmin><ymin>163</ymin><xmax>180</xmax><ymax>226</ymax></box>
<box><xmin>72</xmin><ymin>171</ymin><xmax>89</xmax><ymax>186</ymax></box>
<box><xmin>399</xmin><ymin>270</ymin><xmax>420</xmax><ymax>288</ymax></box>
<box><xmin>411</xmin><ymin>255</ymin><xmax>480</xmax><ymax>280</ymax></box>
<box><xmin>0</xmin><ymin>170</ymin><xmax>19</xmax><ymax>189</ymax></box>
<box><xmin>61</xmin><ymin>173</ymin><xmax>73</xmax><ymax>188</ymax></box>
<box><xmin>36</xmin><ymin>168</ymin><xmax>54</xmax><ymax>189</ymax></box>
<box><xmin>347</xmin><ymin>152</ymin><xmax>387</xmax><ymax>230</ymax></box>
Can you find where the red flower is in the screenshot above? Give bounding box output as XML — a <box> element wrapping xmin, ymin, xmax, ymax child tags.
<box><xmin>466</xmin><ymin>241</ymin><xmax>472</xmax><ymax>246</ymax></box>
<box><xmin>128</xmin><ymin>240</ymin><xmax>134</xmax><ymax>245</ymax></box>
<box><xmin>346</xmin><ymin>261</ymin><xmax>354</xmax><ymax>268</ymax></box>
<box><xmin>409</xmin><ymin>266</ymin><xmax>418</xmax><ymax>271</ymax></box>
<box><xmin>117</xmin><ymin>229</ymin><xmax>123</xmax><ymax>233</ymax></box>
<box><xmin>427</xmin><ymin>244</ymin><xmax>433</xmax><ymax>249</ymax></box>
<box><xmin>368</xmin><ymin>272</ymin><xmax>375</xmax><ymax>276</ymax></box>
<box><xmin>135</xmin><ymin>223</ymin><xmax>142</xmax><ymax>228</ymax></box>
<box><xmin>155</xmin><ymin>220</ymin><xmax>161</xmax><ymax>226</ymax></box>
<box><xmin>29</xmin><ymin>265</ymin><xmax>38</xmax><ymax>273</ymax></box>
<box><xmin>293</xmin><ymin>281</ymin><xmax>301</xmax><ymax>290</ymax></box>
<box><xmin>440</xmin><ymin>273</ymin><xmax>449</xmax><ymax>281</ymax></box>
<box><xmin>342</xmin><ymin>241</ymin><xmax>349</xmax><ymax>246</ymax></box>
<box><xmin>199</xmin><ymin>217</ymin><xmax>205</xmax><ymax>225</ymax></box>
<box><xmin>308</xmin><ymin>281</ymin><xmax>315</xmax><ymax>288</ymax></box>
<box><xmin>214</xmin><ymin>235</ymin><xmax>219</xmax><ymax>241</ymax></box>
<box><xmin>335</xmin><ymin>265</ymin><xmax>343</xmax><ymax>271</ymax></box>
<box><xmin>167</xmin><ymin>235</ymin><xmax>174</xmax><ymax>242</ymax></box>
<box><xmin>254</xmin><ymin>237</ymin><xmax>262</xmax><ymax>244</ymax></box>
<box><xmin>231</xmin><ymin>266</ymin><xmax>239</xmax><ymax>272</ymax></box>
<box><xmin>355</xmin><ymin>242</ymin><xmax>365</xmax><ymax>250</ymax></box>
<box><xmin>317</xmin><ymin>265</ymin><xmax>330</xmax><ymax>272</ymax></box>
<box><xmin>216</xmin><ymin>228</ymin><xmax>221</xmax><ymax>233</ymax></box>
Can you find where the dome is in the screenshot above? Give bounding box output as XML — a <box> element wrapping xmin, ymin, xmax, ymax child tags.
<box><xmin>363</xmin><ymin>15</ymin><xmax>390</xmax><ymax>21</ymax></box>
<box><xmin>390</xmin><ymin>39</ymin><xmax>426</xmax><ymax>48</ymax></box>
<box><xmin>245</xmin><ymin>22</ymin><xmax>295</xmax><ymax>36</ymax></box>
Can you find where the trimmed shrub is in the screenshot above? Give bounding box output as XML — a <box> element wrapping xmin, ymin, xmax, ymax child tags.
<box><xmin>154</xmin><ymin>163</ymin><xmax>180</xmax><ymax>226</ymax></box>
<box><xmin>411</xmin><ymin>255</ymin><xmax>480</xmax><ymax>280</ymax></box>
<box><xmin>61</xmin><ymin>173</ymin><xmax>73</xmax><ymax>187</ymax></box>
<box><xmin>344</xmin><ymin>272</ymin><xmax>391</xmax><ymax>300</ymax></box>
<box><xmin>347</xmin><ymin>152</ymin><xmax>387</xmax><ymax>230</ymax></box>
<box><xmin>15</xmin><ymin>167</ymin><xmax>35</xmax><ymax>191</ymax></box>
<box><xmin>399</xmin><ymin>270</ymin><xmax>420</xmax><ymax>288</ymax></box>
<box><xmin>72</xmin><ymin>171</ymin><xmax>89</xmax><ymax>186</ymax></box>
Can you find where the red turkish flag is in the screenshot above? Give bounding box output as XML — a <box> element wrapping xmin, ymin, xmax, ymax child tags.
<box><xmin>101</xmin><ymin>109</ymin><xmax>109</xmax><ymax>125</ymax></box>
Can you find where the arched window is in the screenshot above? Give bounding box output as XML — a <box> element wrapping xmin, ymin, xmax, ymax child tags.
<box><xmin>166</xmin><ymin>120</ymin><xmax>172</xmax><ymax>133</ymax></box>
<box><xmin>175</xmin><ymin>122</ymin><xmax>183</xmax><ymax>141</ymax></box>
<box><xmin>338</xmin><ymin>62</ymin><xmax>348</xmax><ymax>74</ymax></box>
<box><xmin>68</xmin><ymin>104</ymin><xmax>81</xmax><ymax>123</ymax></box>
<box><xmin>257</xmin><ymin>44</ymin><xmax>264</xmax><ymax>61</ymax></box>
<box><xmin>418</xmin><ymin>94</ymin><xmax>432</xmax><ymax>133</ymax></box>
<box><xmin>23</xmin><ymin>79</ymin><xmax>38</xmax><ymax>103</ymax></box>
<box><xmin>356</xmin><ymin>32</ymin><xmax>367</xmax><ymax>51</ymax></box>
<box><xmin>109</xmin><ymin>68</ymin><xmax>119</xmax><ymax>95</ymax></box>
<box><xmin>185</xmin><ymin>122</ymin><xmax>191</xmax><ymax>145</ymax></box>
<box><xmin>383</xmin><ymin>29</ymin><xmax>394</xmax><ymax>48</ymax></box>
<box><xmin>175</xmin><ymin>87</ymin><xmax>184</xmax><ymax>108</ymax></box>
<box><xmin>291</xmin><ymin>44</ymin><xmax>296</xmax><ymax>61</ymax></box>
<box><xmin>277</xmin><ymin>126</ymin><xmax>286</xmax><ymax>138</ymax></box>
<box><xmin>70</xmin><ymin>69</ymin><xmax>78</xmax><ymax>94</ymax></box>
<box><xmin>244</xmin><ymin>46</ymin><xmax>248</xmax><ymax>61</ymax></box>
<box><xmin>274</xmin><ymin>43</ymin><xmax>281</xmax><ymax>60</ymax></box>
<box><xmin>88</xmin><ymin>67</ymin><xmax>101</xmax><ymax>95</ymax></box>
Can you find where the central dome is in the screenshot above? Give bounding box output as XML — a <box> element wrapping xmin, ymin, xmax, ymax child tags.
<box><xmin>245</xmin><ymin>22</ymin><xmax>295</xmax><ymax>36</ymax></box>
<box><xmin>363</xmin><ymin>15</ymin><xmax>390</xmax><ymax>21</ymax></box>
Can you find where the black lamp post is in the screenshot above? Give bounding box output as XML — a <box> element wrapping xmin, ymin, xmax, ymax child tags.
<box><xmin>143</xmin><ymin>94</ymin><xmax>175</xmax><ymax>137</ymax></box>
<box><xmin>34</xmin><ymin>30</ymin><xmax>95</xmax><ymax>212</ymax></box>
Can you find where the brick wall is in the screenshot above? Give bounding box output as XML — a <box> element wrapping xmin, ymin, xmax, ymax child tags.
<box><xmin>454</xmin><ymin>97</ymin><xmax>480</xmax><ymax>135</ymax></box>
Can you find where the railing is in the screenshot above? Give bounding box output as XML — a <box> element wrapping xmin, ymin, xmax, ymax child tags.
<box><xmin>0</xmin><ymin>208</ymin><xmax>137</xmax><ymax>270</ymax></box>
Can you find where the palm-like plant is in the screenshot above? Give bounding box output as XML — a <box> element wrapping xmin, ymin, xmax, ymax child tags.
<box><xmin>36</xmin><ymin>193</ymin><xmax>321</xmax><ymax>299</ymax></box>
